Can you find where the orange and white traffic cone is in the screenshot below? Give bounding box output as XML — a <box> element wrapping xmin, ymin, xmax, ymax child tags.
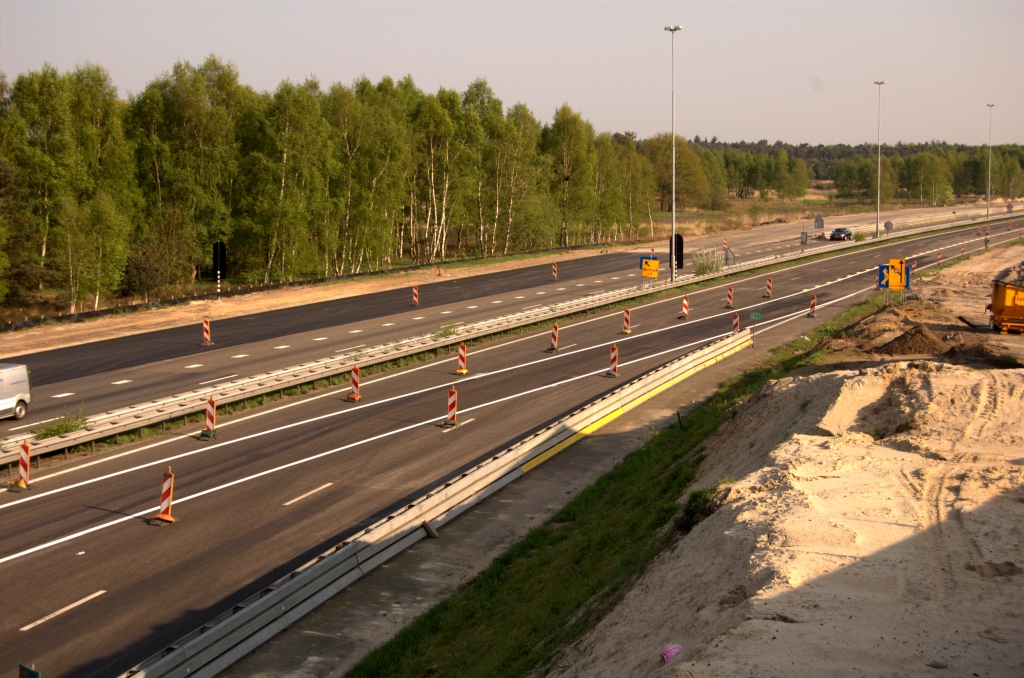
<box><xmin>347</xmin><ymin>364</ymin><xmax>362</xmax><ymax>402</ymax></box>
<box><xmin>808</xmin><ymin>294</ymin><xmax>817</xmax><ymax>318</ymax></box>
<box><xmin>200</xmin><ymin>397</ymin><xmax>216</xmax><ymax>440</ymax></box>
<box><xmin>607</xmin><ymin>343</ymin><xmax>619</xmax><ymax>377</ymax></box>
<box><xmin>442</xmin><ymin>386</ymin><xmax>458</xmax><ymax>427</ymax></box>
<box><xmin>8</xmin><ymin>440</ymin><xmax>30</xmax><ymax>490</ymax></box>
<box><xmin>202</xmin><ymin>317</ymin><xmax>212</xmax><ymax>346</ymax></box>
<box><xmin>622</xmin><ymin>308</ymin><xmax>632</xmax><ymax>335</ymax></box>
<box><xmin>150</xmin><ymin>466</ymin><xmax>176</xmax><ymax>524</ymax></box>
<box><xmin>552</xmin><ymin>262</ymin><xmax>558</xmax><ymax>280</ymax></box>
<box><xmin>679</xmin><ymin>295</ymin><xmax>690</xmax><ymax>320</ymax></box>
<box><xmin>725</xmin><ymin>286</ymin><xmax>734</xmax><ymax>308</ymax></box>
<box><xmin>412</xmin><ymin>285</ymin><xmax>419</xmax><ymax>306</ymax></box>
<box><xmin>548</xmin><ymin>323</ymin><xmax>559</xmax><ymax>352</ymax></box>
<box><xmin>764</xmin><ymin>277</ymin><xmax>772</xmax><ymax>298</ymax></box>
<box><xmin>454</xmin><ymin>342</ymin><xmax>468</xmax><ymax>375</ymax></box>
<box><xmin>732</xmin><ymin>313</ymin><xmax>740</xmax><ymax>333</ymax></box>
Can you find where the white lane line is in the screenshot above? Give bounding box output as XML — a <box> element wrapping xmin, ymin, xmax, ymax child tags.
<box><xmin>627</xmin><ymin>274</ymin><xmax>635</xmax><ymax>277</ymax></box>
<box><xmin>274</xmin><ymin>346</ymin><xmax>290</xmax><ymax>349</ymax></box>
<box><xmin>556</xmin><ymin>288</ymin><xmax>566</xmax><ymax>290</ymax></box>
<box><xmin>467</xmin><ymin>305</ymin><xmax>478</xmax><ymax>309</ymax></box>
<box><xmin>231</xmin><ymin>354</ymin><xmax>249</xmax><ymax>359</ymax></box>
<box><xmin>283</xmin><ymin>482</ymin><xmax>333</xmax><ymax>506</ymax></box>
<box><xmin>313</xmin><ymin>337</ymin><xmax>328</xmax><ymax>341</ymax></box>
<box><xmin>7</xmin><ymin>417</ymin><xmax>58</xmax><ymax>431</ymax></box>
<box><xmin>20</xmin><ymin>590</ymin><xmax>106</xmax><ymax>631</ymax></box>
<box><xmin>522</xmin><ymin>304</ymin><xmax>541</xmax><ymax>309</ymax></box>
<box><xmin>382</xmin><ymin>323</ymin><xmax>395</xmax><ymax>327</ymax></box>
<box><xmin>111</xmin><ymin>380</ymin><xmax>132</xmax><ymax>385</ymax></box>
<box><xmin>593</xmin><ymin>280</ymin><xmax>603</xmax><ymax>283</ymax></box>
<box><xmin>491</xmin><ymin>300</ymin><xmax>502</xmax><ymax>304</ymax></box>
<box><xmin>536</xmin><ymin>292</ymin><xmax>545</xmax><ymax>295</ymax></box>
<box><xmin>184</xmin><ymin>365</ymin><xmax>203</xmax><ymax>369</ymax></box>
<box><xmin>441</xmin><ymin>311</ymin><xmax>453</xmax><ymax>314</ymax></box>
<box><xmin>334</xmin><ymin>344</ymin><xmax>365</xmax><ymax>354</ymax></box>
<box><xmin>413</xmin><ymin>316</ymin><xmax>425</xmax><ymax>320</ymax></box>
<box><xmin>515</xmin><ymin>296</ymin><xmax>525</xmax><ymax>299</ymax></box>
<box><xmin>348</xmin><ymin>330</ymin><xmax>363</xmax><ymax>334</ymax></box>
<box><xmin>441</xmin><ymin>418</ymin><xmax>475</xmax><ymax>433</ymax></box>
<box><xmin>199</xmin><ymin>374</ymin><xmax>237</xmax><ymax>385</ymax></box>
<box><xmin>51</xmin><ymin>393</ymin><xmax>75</xmax><ymax>398</ymax></box>
<box><xmin>575</xmin><ymin>284</ymin><xmax>585</xmax><ymax>287</ymax></box>
<box><xmin>611</xmin><ymin>277</ymin><xmax>620</xmax><ymax>280</ymax></box>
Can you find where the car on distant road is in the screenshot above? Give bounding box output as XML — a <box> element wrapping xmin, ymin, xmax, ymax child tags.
<box><xmin>829</xmin><ymin>227</ymin><xmax>854</xmax><ymax>241</ymax></box>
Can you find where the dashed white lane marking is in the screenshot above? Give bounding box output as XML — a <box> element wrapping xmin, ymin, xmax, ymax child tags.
<box><xmin>575</xmin><ymin>284</ymin><xmax>586</xmax><ymax>287</ymax></box>
<box><xmin>199</xmin><ymin>374</ymin><xmax>237</xmax><ymax>385</ymax></box>
<box><xmin>20</xmin><ymin>590</ymin><xmax>106</xmax><ymax>631</ymax></box>
<box><xmin>313</xmin><ymin>337</ymin><xmax>327</xmax><ymax>341</ymax></box>
<box><xmin>611</xmin><ymin>277</ymin><xmax>620</xmax><ymax>280</ymax></box>
<box><xmin>382</xmin><ymin>323</ymin><xmax>395</xmax><ymax>326</ymax></box>
<box><xmin>467</xmin><ymin>305</ymin><xmax>478</xmax><ymax>309</ymax></box>
<box><xmin>184</xmin><ymin>364</ymin><xmax>203</xmax><ymax>369</ymax></box>
<box><xmin>441</xmin><ymin>311</ymin><xmax>453</xmax><ymax>314</ymax></box>
<box><xmin>274</xmin><ymin>346</ymin><xmax>290</xmax><ymax>350</ymax></box>
<box><xmin>283</xmin><ymin>482</ymin><xmax>333</xmax><ymax>506</ymax></box>
<box><xmin>111</xmin><ymin>380</ymin><xmax>132</xmax><ymax>385</ymax></box>
<box><xmin>514</xmin><ymin>296</ymin><xmax>525</xmax><ymax>299</ymax></box>
<box><xmin>627</xmin><ymin>274</ymin><xmax>636</xmax><ymax>277</ymax></box>
<box><xmin>231</xmin><ymin>355</ymin><xmax>248</xmax><ymax>359</ymax></box>
<box><xmin>8</xmin><ymin>417</ymin><xmax>58</xmax><ymax>431</ymax></box>
<box><xmin>348</xmin><ymin>330</ymin><xmax>363</xmax><ymax>334</ymax></box>
<box><xmin>535</xmin><ymin>292</ymin><xmax>546</xmax><ymax>295</ymax></box>
<box><xmin>491</xmin><ymin>300</ymin><xmax>502</xmax><ymax>304</ymax></box>
<box><xmin>412</xmin><ymin>317</ymin><xmax>425</xmax><ymax>320</ymax></box>
<box><xmin>334</xmin><ymin>344</ymin><xmax>366</xmax><ymax>354</ymax></box>
<box><xmin>51</xmin><ymin>393</ymin><xmax>74</xmax><ymax>398</ymax></box>
<box><xmin>556</xmin><ymin>287</ymin><xmax>566</xmax><ymax>290</ymax></box>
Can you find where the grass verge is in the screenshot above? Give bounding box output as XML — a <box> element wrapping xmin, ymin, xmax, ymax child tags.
<box><xmin>346</xmin><ymin>292</ymin><xmax>886</xmax><ymax>678</ymax></box>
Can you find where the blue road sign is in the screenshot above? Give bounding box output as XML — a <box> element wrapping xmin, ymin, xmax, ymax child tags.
<box><xmin>877</xmin><ymin>264</ymin><xmax>889</xmax><ymax>290</ymax></box>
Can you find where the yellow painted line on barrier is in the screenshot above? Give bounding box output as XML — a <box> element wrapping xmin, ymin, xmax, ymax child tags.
<box><xmin>520</xmin><ymin>339</ymin><xmax>752</xmax><ymax>474</ymax></box>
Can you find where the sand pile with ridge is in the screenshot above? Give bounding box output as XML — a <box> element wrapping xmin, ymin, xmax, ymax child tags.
<box><xmin>876</xmin><ymin>324</ymin><xmax>948</xmax><ymax>355</ymax></box>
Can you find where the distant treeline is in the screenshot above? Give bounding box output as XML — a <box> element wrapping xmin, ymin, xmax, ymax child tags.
<box><xmin>0</xmin><ymin>57</ymin><xmax>1016</xmax><ymax>313</ymax></box>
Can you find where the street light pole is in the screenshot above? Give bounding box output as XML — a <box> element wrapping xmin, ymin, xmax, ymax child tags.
<box><xmin>665</xmin><ymin>25</ymin><xmax>682</xmax><ymax>282</ymax></box>
<box><xmin>874</xmin><ymin>80</ymin><xmax>885</xmax><ymax>238</ymax></box>
<box><xmin>987</xmin><ymin>103</ymin><xmax>995</xmax><ymax>219</ymax></box>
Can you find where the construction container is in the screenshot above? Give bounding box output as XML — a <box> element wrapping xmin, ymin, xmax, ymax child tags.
<box><xmin>988</xmin><ymin>280</ymin><xmax>1024</xmax><ymax>333</ymax></box>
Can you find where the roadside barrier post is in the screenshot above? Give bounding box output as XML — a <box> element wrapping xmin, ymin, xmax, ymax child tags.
<box><xmin>961</xmin><ymin>244</ymin><xmax>966</xmax><ymax>257</ymax></box>
<box><xmin>808</xmin><ymin>294</ymin><xmax>817</xmax><ymax>318</ymax></box>
<box><xmin>764</xmin><ymin>277</ymin><xmax>773</xmax><ymax>298</ymax></box>
<box><xmin>607</xmin><ymin>343</ymin><xmax>619</xmax><ymax>377</ymax></box>
<box><xmin>552</xmin><ymin>262</ymin><xmax>557</xmax><ymax>280</ymax></box>
<box><xmin>443</xmin><ymin>386</ymin><xmax>458</xmax><ymax>427</ymax></box>
<box><xmin>679</xmin><ymin>295</ymin><xmax>690</xmax><ymax>320</ymax></box>
<box><xmin>548</xmin><ymin>323</ymin><xmax>560</xmax><ymax>352</ymax></box>
<box><xmin>8</xmin><ymin>440</ymin><xmax>30</xmax><ymax>490</ymax></box>
<box><xmin>977</xmin><ymin>226</ymin><xmax>982</xmax><ymax>236</ymax></box>
<box><xmin>622</xmin><ymin>308</ymin><xmax>632</xmax><ymax>335</ymax></box>
<box><xmin>412</xmin><ymin>285</ymin><xmax>419</xmax><ymax>306</ymax></box>
<box><xmin>986</xmin><ymin>225</ymin><xmax>991</xmax><ymax>236</ymax></box>
<box><xmin>723</xmin><ymin>237</ymin><xmax>728</xmax><ymax>251</ymax></box>
<box><xmin>911</xmin><ymin>259</ymin><xmax>917</xmax><ymax>275</ymax></box>
<box><xmin>937</xmin><ymin>251</ymin><xmax>942</xmax><ymax>265</ymax></box>
<box><xmin>202</xmin><ymin>317</ymin><xmax>212</xmax><ymax>346</ymax></box>
<box><xmin>200</xmin><ymin>397</ymin><xmax>216</xmax><ymax>440</ymax></box>
<box><xmin>726</xmin><ymin>286</ymin><xmax>734</xmax><ymax>308</ymax></box>
<box><xmin>347</xmin><ymin>365</ymin><xmax>362</xmax><ymax>402</ymax></box>
<box><xmin>150</xmin><ymin>466</ymin><xmax>176</xmax><ymax>524</ymax></box>
<box><xmin>732</xmin><ymin>312</ymin><xmax>740</xmax><ymax>333</ymax></box>
<box><xmin>455</xmin><ymin>342</ymin><xmax>468</xmax><ymax>375</ymax></box>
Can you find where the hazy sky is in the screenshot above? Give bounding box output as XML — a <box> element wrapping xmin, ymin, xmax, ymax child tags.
<box><xmin>2</xmin><ymin>1</ymin><xmax>1021</xmax><ymax>145</ymax></box>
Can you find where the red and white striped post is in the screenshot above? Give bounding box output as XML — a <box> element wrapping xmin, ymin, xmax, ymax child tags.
<box><xmin>986</xmin><ymin>225</ymin><xmax>991</xmax><ymax>236</ymax></box>
<box><xmin>732</xmin><ymin>313</ymin><xmax>740</xmax><ymax>333</ymax></box>
<box><xmin>455</xmin><ymin>342</ymin><xmax>468</xmax><ymax>375</ymax></box>
<box><xmin>552</xmin><ymin>262</ymin><xmax>558</xmax><ymax>280</ymax></box>
<box><xmin>679</xmin><ymin>295</ymin><xmax>690</xmax><ymax>320</ymax></box>
<box><xmin>764</xmin><ymin>277</ymin><xmax>773</xmax><ymax>298</ymax></box>
<box><xmin>412</xmin><ymin>285</ymin><xmax>419</xmax><ymax>306</ymax></box>
<box><xmin>202</xmin><ymin>317</ymin><xmax>212</xmax><ymax>345</ymax></box>
<box><xmin>808</xmin><ymin>294</ymin><xmax>817</xmax><ymax>318</ymax></box>
<box><xmin>608</xmin><ymin>343</ymin><xmax>619</xmax><ymax>377</ymax></box>
<box><xmin>347</xmin><ymin>365</ymin><xmax>362</xmax><ymax>401</ymax></box>
<box><xmin>151</xmin><ymin>466</ymin><xmax>176</xmax><ymax>524</ymax></box>
<box><xmin>548</xmin><ymin>323</ymin><xmax>560</xmax><ymax>352</ymax></box>
<box><xmin>937</xmin><ymin>251</ymin><xmax>942</xmax><ymax>265</ymax></box>
<box><xmin>9</xmin><ymin>440</ymin><xmax>30</xmax><ymax>490</ymax></box>
<box><xmin>651</xmin><ymin>247</ymin><xmax>656</xmax><ymax>259</ymax></box>
<box><xmin>723</xmin><ymin>237</ymin><xmax>729</xmax><ymax>251</ymax></box>
<box><xmin>622</xmin><ymin>308</ymin><xmax>632</xmax><ymax>335</ymax></box>
<box><xmin>910</xmin><ymin>259</ymin><xmax>917</xmax><ymax>276</ymax></box>
<box><xmin>443</xmin><ymin>386</ymin><xmax>458</xmax><ymax>427</ymax></box>
<box><xmin>1019</xmin><ymin>229</ymin><xmax>1022</xmax><ymax>239</ymax></box>
<box><xmin>725</xmin><ymin>286</ymin><xmax>734</xmax><ymax>308</ymax></box>
<box><xmin>960</xmin><ymin>244</ymin><xmax>966</xmax><ymax>257</ymax></box>
<box><xmin>977</xmin><ymin>226</ymin><xmax>983</xmax><ymax>236</ymax></box>
<box><xmin>200</xmin><ymin>397</ymin><xmax>216</xmax><ymax>440</ymax></box>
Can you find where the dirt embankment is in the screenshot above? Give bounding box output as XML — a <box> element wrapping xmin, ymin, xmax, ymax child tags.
<box><xmin>554</xmin><ymin>362</ymin><xmax>1024</xmax><ymax>677</ymax></box>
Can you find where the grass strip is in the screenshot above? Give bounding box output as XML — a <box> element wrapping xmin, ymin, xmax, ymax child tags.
<box><xmin>346</xmin><ymin>292</ymin><xmax>886</xmax><ymax>678</ymax></box>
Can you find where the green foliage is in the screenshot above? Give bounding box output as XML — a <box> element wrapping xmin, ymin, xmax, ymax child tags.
<box><xmin>854</xmin><ymin>231</ymin><xmax>867</xmax><ymax>242</ymax></box>
<box><xmin>692</xmin><ymin>246</ymin><xmax>724</xmax><ymax>275</ymax></box>
<box><xmin>35</xmin><ymin>405</ymin><xmax>88</xmax><ymax>439</ymax></box>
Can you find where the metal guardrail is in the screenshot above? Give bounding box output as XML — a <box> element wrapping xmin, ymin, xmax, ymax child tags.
<box><xmin>2</xmin><ymin>209</ymin><xmax>1017</xmax><ymax>465</ymax></box>
<box><xmin>117</xmin><ymin>329</ymin><xmax>753</xmax><ymax>678</ymax></box>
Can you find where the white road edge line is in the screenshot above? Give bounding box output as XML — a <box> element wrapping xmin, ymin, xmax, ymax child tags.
<box><xmin>283</xmin><ymin>482</ymin><xmax>333</xmax><ymax>506</ymax></box>
<box><xmin>198</xmin><ymin>374</ymin><xmax>238</xmax><ymax>385</ymax></box>
<box><xmin>20</xmin><ymin>590</ymin><xmax>106</xmax><ymax>631</ymax></box>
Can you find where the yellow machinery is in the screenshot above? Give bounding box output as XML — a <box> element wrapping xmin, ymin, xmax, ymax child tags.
<box><xmin>988</xmin><ymin>280</ymin><xmax>1024</xmax><ymax>333</ymax></box>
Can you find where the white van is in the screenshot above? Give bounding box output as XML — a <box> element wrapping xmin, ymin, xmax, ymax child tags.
<box><xmin>0</xmin><ymin>363</ymin><xmax>31</xmax><ymax>420</ymax></box>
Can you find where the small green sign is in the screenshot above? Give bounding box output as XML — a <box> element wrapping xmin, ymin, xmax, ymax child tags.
<box><xmin>20</xmin><ymin>665</ymin><xmax>42</xmax><ymax>678</ymax></box>
<box><xmin>749</xmin><ymin>312</ymin><xmax>761</xmax><ymax>321</ymax></box>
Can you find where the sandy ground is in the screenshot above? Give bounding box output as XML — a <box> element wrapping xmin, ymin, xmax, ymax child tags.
<box><xmin>0</xmin><ymin>244</ymin><xmax>645</xmax><ymax>360</ymax></box>
<box><xmin>553</xmin><ymin>248</ymin><xmax>1024</xmax><ymax>677</ymax></box>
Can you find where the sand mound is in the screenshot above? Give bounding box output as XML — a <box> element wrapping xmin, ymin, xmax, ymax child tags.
<box><xmin>876</xmin><ymin>324</ymin><xmax>948</xmax><ymax>355</ymax></box>
<box><xmin>554</xmin><ymin>363</ymin><xmax>1024</xmax><ymax>677</ymax></box>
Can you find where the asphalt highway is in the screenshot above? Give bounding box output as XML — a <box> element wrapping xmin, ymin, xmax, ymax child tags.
<box><xmin>0</xmin><ymin>204</ymin><xmax>992</xmax><ymax>436</ymax></box>
<box><xmin>2</xmin><ymin>219</ymin><xmax>1019</xmax><ymax>677</ymax></box>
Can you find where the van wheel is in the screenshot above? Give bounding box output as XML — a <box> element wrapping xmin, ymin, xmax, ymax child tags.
<box><xmin>13</xmin><ymin>401</ymin><xmax>27</xmax><ymax>420</ymax></box>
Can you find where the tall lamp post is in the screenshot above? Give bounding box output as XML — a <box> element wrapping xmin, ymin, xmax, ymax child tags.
<box><xmin>987</xmin><ymin>103</ymin><xmax>995</xmax><ymax>218</ymax></box>
<box><xmin>665</xmin><ymin>25</ymin><xmax>682</xmax><ymax>281</ymax></box>
<box><xmin>873</xmin><ymin>80</ymin><xmax>885</xmax><ymax>238</ymax></box>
